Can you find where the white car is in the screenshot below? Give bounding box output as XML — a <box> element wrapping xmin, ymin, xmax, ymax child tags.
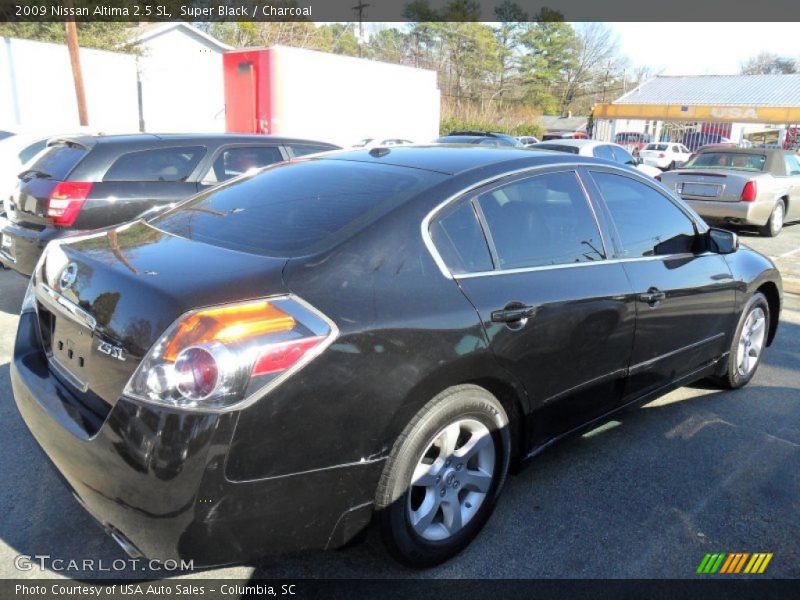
<box><xmin>0</xmin><ymin>133</ymin><xmax>52</xmax><ymax>207</ymax></box>
<box><xmin>529</xmin><ymin>139</ymin><xmax>663</xmax><ymax>178</ymax></box>
<box><xmin>640</xmin><ymin>142</ymin><xmax>692</xmax><ymax>170</ymax></box>
<box><xmin>517</xmin><ymin>135</ymin><xmax>541</xmax><ymax>146</ymax></box>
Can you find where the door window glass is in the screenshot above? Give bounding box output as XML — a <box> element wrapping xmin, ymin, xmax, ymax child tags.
<box><xmin>591</xmin><ymin>171</ymin><xmax>697</xmax><ymax>257</ymax></box>
<box><xmin>104</xmin><ymin>146</ymin><xmax>205</xmax><ymax>182</ymax></box>
<box><xmin>430</xmin><ymin>201</ymin><xmax>493</xmax><ymax>274</ymax></box>
<box><xmin>203</xmin><ymin>146</ymin><xmax>284</xmax><ymax>183</ymax></box>
<box><xmin>476</xmin><ymin>171</ymin><xmax>604</xmax><ymax>269</ymax></box>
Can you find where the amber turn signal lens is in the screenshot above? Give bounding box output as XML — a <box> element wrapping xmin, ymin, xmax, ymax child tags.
<box><xmin>162</xmin><ymin>300</ymin><xmax>295</xmax><ymax>361</ymax></box>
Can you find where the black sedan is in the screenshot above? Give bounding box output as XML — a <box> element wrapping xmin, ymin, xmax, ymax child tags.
<box><xmin>11</xmin><ymin>146</ymin><xmax>782</xmax><ymax>568</ymax></box>
<box><xmin>0</xmin><ymin>133</ymin><xmax>339</xmax><ymax>277</ymax></box>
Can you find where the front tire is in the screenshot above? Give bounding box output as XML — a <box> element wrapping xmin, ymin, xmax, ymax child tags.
<box><xmin>715</xmin><ymin>292</ymin><xmax>769</xmax><ymax>389</ymax></box>
<box><xmin>759</xmin><ymin>199</ymin><xmax>784</xmax><ymax>237</ymax></box>
<box><xmin>375</xmin><ymin>385</ymin><xmax>511</xmax><ymax>567</ymax></box>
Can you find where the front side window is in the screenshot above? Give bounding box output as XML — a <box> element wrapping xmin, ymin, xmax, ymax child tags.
<box><xmin>591</xmin><ymin>171</ymin><xmax>697</xmax><ymax>257</ymax></box>
<box><xmin>430</xmin><ymin>201</ymin><xmax>493</xmax><ymax>274</ymax></box>
<box><xmin>104</xmin><ymin>146</ymin><xmax>206</xmax><ymax>182</ymax></box>
<box><xmin>203</xmin><ymin>146</ymin><xmax>284</xmax><ymax>183</ymax></box>
<box><xmin>475</xmin><ymin>171</ymin><xmax>604</xmax><ymax>270</ymax></box>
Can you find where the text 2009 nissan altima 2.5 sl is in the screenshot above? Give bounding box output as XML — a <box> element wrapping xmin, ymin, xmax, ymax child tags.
<box><xmin>12</xmin><ymin>146</ymin><xmax>782</xmax><ymax>567</ymax></box>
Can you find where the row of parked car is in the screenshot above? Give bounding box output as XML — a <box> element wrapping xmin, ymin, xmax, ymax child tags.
<box><xmin>2</xmin><ymin>128</ymin><xmax>799</xmax><ymax>281</ymax></box>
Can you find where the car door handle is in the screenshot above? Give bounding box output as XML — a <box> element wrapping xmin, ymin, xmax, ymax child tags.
<box><xmin>491</xmin><ymin>304</ymin><xmax>538</xmax><ymax>323</ymax></box>
<box><xmin>638</xmin><ymin>288</ymin><xmax>666</xmax><ymax>305</ymax></box>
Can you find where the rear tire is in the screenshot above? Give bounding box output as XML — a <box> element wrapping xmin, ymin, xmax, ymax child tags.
<box><xmin>667</xmin><ymin>161</ymin><xmax>676</xmax><ymax>171</ymax></box>
<box><xmin>376</xmin><ymin>385</ymin><xmax>511</xmax><ymax>567</ymax></box>
<box><xmin>759</xmin><ymin>199</ymin><xmax>784</xmax><ymax>237</ymax></box>
<box><xmin>714</xmin><ymin>292</ymin><xmax>769</xmax><ymax>389</ymax></box>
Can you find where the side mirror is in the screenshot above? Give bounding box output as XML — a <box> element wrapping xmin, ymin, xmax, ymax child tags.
<box><xmin>706</xmin><ymin>228</ymin><xmax>739</xmax><ymax>254</ymax></box>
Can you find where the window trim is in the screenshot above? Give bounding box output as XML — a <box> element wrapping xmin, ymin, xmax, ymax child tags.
<box><xmin>422</xmin><ymin>162</ymin><xmax>708</xmax><ymax>280</ymax></box>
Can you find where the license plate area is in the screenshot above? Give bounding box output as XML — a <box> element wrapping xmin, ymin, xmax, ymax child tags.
<box><xmin>680</xmin><ymin>182</ymin><xmax>722</xmax><ymax>198</ymax></box>
<box><xmin>49</xmin><ymin>315</ymin><xmax>93</xmax><ymax>392</ymax></box>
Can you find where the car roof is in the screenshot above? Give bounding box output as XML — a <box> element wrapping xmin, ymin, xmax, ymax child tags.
<box><xmin>49</xmin><ymin>133</ymin><xmax>339</xmax><ymax>148</ymax></box>
<box><xmin>316</xmin><ymin>144</ymin><xmax>618</xmax><ymax>176</ymax></box>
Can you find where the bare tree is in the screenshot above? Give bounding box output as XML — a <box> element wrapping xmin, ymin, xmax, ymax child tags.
<box><xmin>741</xmin><ymin>52</ymin><xmax>797</xmax><ymax>75</ymax></box>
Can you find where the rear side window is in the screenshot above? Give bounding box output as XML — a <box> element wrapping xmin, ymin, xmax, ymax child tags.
<box><xmin>430</xmin><ymin>201</ymin><xmax>493</xmax><ymax>274</ymax></box>
<box><xmin>289</xmin><ymin>144</ymin><xmax>335</xmax><ymax>157</ymax></box>
<box><xmin>153</xmin><ymin>159</ymin><xmax>445</xmax><ymax>257</ymax></box>
<box><xmin>104</xmin><ymin>146</ymin><xmax>206</xmax><ymax>182</ymax></box>
<box><xmin>591</xmin><ymin>171</ymin><xmax>696</xmax><ymax>257</ymax></box>
<box><xmin>27</xmin><ymin>142</ymin><xmax>88</xmax><ymax>179</ymax></box>
<box><xmin>202</xmin><ymin>146</ymin><xmax>284</xmax><ymax>183</ymax></box>
<box><xmin>783</xmin><ymin>154</ymin><xmax>800</xmax><ymax>176</ymax></box>
<box><xmin>476</xmin><ymin>171</ymin><xmax>604</xmax><ymax>270</ymax></box>
<box><xmin>536</xmin><ymin>144</ymin><xmax>579</xmax><ymax>154</ymax></box>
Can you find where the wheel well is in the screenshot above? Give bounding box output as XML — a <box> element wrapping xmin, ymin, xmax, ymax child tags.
<box><xmin>757</xmin><ymin>281</ymin><xmax>780</xmax><ymax>346</ymax></box>
<box><xmin>779</xmin><ymin>195</ymin><xmax>789</xmax><ymax>215</ymax></box>
<box><xmin>467</xmin><ymin>377</ymin><xmax>528</xmax><ymax>465</ymax></box>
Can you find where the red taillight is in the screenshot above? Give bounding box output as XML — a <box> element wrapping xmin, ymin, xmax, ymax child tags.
<box><xmin>175</xmin><ymin>347</ymin><xmax>220</xmax><ymax>400</ymax></box>
<box><xmin>654</xmin><ymin>174</ymin><xmax>662</xmax><ymax>182</ymax></box>
<box><xmin>252</xmin><ymin>337</ymin><xmax>324</xmax><ymax>376</ymax></box>
<box><xmin>658</xmin><ymin>153</ymin><xmax>665</xmax><ymax>158</ymax></box>
<box><xmin>48</xmin><ymin>182</ymin><xmax>92</xmax><ymax>227</ymax></box>
<box><xmin>741</xmin><ymin>180</ymin><xmax>757</xmax><ymax>202</ymax></box>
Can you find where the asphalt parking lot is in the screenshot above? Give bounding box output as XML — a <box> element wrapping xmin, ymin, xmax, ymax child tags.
<box><xmin>0</xmin><ymin>224</ymin><xmax>798</xmax><ymax>580</ymax></box>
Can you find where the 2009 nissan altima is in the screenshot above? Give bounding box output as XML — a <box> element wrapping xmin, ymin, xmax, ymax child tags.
<box><xmin>11</xmin><ymin>146</ymin><xmax>782</xmax><ymax>567</ymax></box>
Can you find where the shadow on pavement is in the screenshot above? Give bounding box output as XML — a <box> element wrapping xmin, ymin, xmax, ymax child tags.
<box><xmin>0</xmin><ymin>270</ymin><xmax>28</xmax><ymax>316</ymax></box>
<box><xmin>0</xmin><ymin>315</ymin><xmax>797</xmax><ymax>580</ymax></box>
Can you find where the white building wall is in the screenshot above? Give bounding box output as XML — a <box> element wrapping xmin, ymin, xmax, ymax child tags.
<box><xmin>0</xmin><ymin>37</ymin><xmax>139</xmax><ymax>132</ymax></box>
<box><xmin>135</xmin><ymin>27</ymin><xmax>227</xmax><ymax>133</ymax></box>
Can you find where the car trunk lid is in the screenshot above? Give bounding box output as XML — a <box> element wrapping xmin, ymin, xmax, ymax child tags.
<box><xmin>32</xmin><ymin>220</ymin><xmax>289</xmax><ymax>412</ymax></box>
<box><xmin>661</xmin><ymin>169</ymin><xmax>754</xmax><ymax>202</ymax></box>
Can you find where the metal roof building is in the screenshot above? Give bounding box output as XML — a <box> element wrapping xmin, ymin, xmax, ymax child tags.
<box><xmin>594</xmin><ymin>74</ymin><xmax>800</xmax><ymax>124</ymax></box>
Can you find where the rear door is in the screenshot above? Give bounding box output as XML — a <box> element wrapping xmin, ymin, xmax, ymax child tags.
<box><xmin>783</xmin><ymin>153</ymin><xmax>800</xmax><ymax>219</ymax></box>
<box><xmin>430</xmin><ymin>169</ymin><xmax>637</xmax><ymax>443</ymax></box>
<box><xmin>587</xmin><ymin>169</ymin><xmax>737</xmax><ymax>399</ymax></box>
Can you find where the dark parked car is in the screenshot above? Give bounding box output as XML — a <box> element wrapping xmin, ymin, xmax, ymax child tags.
<box><xmin>0</xmin><ymin>133</ymin><xmax>339</xmax><ymax>276</ymax></box>
<box><xmin>12</xmin><ymin>146</ymin><xmax>781</xmax><ymax>568</ymax></box>
<box><xmin>434</xmin><ymin>131</ymin><xmax>523</xmax><ymax>147</ymax></box>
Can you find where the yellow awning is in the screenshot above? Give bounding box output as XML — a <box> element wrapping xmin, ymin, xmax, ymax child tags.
<box><xmin>593</xmin><ymin>103</ymin><xmax>800</xmax><ymax>124</ymax></box>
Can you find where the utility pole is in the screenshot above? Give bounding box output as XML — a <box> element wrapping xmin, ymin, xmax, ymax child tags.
<box><xmin>64</xmin><ymin>0</ymin><xmax>88</xmax><ymax>126</ymax></box>
<box><xmin>352</xmin><ymin>1</ymin><xmax>370</xmax><ymax>57</ymax></box>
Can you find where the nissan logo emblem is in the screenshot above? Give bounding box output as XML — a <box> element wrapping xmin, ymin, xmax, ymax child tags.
<box><xmin>59</xmin><ymin>263</ymin><xmax>78</xmax><ymax>291</ymax></box>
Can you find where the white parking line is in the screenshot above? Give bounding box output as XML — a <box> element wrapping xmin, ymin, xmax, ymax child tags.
<box><xmin>777</xmin><ymin>246</ymin><xmax>800</xmax><ymax>259</ymax></box>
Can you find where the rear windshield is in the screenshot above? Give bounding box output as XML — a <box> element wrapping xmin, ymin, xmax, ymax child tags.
<box><xmin>683</xmin><ymin>152</ymin><xmax>767</xmax><ymax>171</ymax></box>
<box><xmin>646</xmin><ymin>144</ymin><xmax>669</xmax><ymax>151</ymax></box>
<box><xmin>152</xmin><ymin>159</ymin><xmax>445</xmax><ymax>257</ymax></box>
<box><xmin>26</xmin><ymin>142</ymin><xmax>88</xmax><ymax>180</ymax></box>
<box><xmin>534</xmin><ymin>144</ymin><xmax>580</xmax><ymax>154</ymax></box>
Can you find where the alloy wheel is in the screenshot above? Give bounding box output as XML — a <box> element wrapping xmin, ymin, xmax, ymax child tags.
<box><xmin>407</xmin><ymin>418</ymin><xmax>495</xmax><ymax>541</ymax></box>
<box><xmin>736</xmin><ymin>306</ymin><xmax>766</xmax><ymax>377</ymax></box>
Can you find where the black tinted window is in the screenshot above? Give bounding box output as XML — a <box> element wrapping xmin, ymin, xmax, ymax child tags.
<box><xmin>592</xmin><ymin>172</ymin><xmax>696</xmax><ymax>257</ymax></box>
<box><xmin>477</xmin><ymin>171</ymin><xmax>604</xmax><ymax>269</ymax></box>
<box><xmin>431</xmin><ymin>201</ymin><xmax>493</xmax><ymax>274</ymax></box>
<box><xmin>535</xmin><ymin>144</ymin><xmax>579</xmax><ymax>154</ymax></box>
<box><xmin>27</xmin><ymin>143</ymin><xmax>88</xmax><ymax>179</ymax></box>
<box><xmin>104</xmin><ymin>146</ymin><xmax>205</xmax><ymax>182</ymax></box>
<box><xmin>203</xmin><ymin>146</ymin><xmax>284</xmax><ymax>183</ymax></box>
<box><xmin>153</xmin><ymin>160</ymin><xmax>444</xmax><ymax>256</ymax></box>
<box><xmin>289</xmin><ymin>144</ymin><xmax>334</xmax><ymax>157</ymax></box>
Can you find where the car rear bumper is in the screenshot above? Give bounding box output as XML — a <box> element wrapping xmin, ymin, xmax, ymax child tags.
<box><xmin>682</xmin><ymin>198</ymin><xmax>774</xmax><ymax>227</ymax></box>
<box><xmin>0</xmin><ymin>217</ymin><xmax>62</xmax><ymax>276</ymax></box>
<box><xmin>12</xmin><ymin>312</ymin><xmax>383</xmax><ymax>566</ymax></box>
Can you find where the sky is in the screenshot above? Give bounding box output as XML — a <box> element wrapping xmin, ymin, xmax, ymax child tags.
<box><xmin>608</xmin><ymin>22</ymin><xmax>800</xmax><ymax>76</ymax></box>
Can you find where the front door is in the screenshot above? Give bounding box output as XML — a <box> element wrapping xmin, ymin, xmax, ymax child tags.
<box><xmin>587</xmin><ymin>169</ymin><xmax>737</xmax><ymax>399</ymax></box>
